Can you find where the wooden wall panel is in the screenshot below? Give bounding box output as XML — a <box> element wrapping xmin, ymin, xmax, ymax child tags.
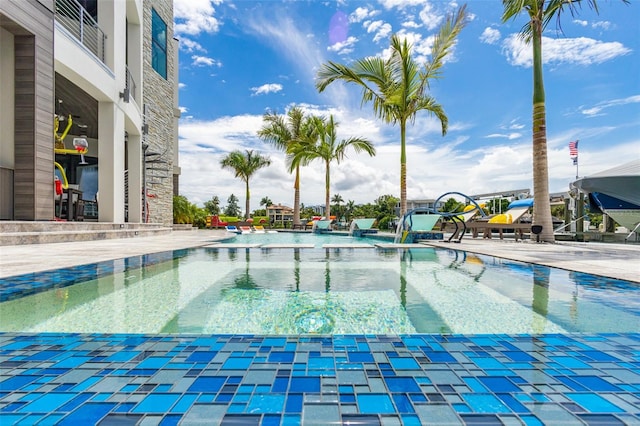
<box><xmin>1</xmin><ymin>0</ymin><xmax>54</xmax><ymax>220</ymax></box>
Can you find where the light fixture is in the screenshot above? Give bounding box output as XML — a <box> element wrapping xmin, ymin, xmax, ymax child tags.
<box><xmin>119</xmin><ymin>88</ymin><xmax>130</xmax><ymax>103</ymax></box>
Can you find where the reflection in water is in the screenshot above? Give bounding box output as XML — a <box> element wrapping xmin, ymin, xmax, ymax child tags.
<box><xmin>232</xmin><ymin>249</ymin><xmax>257</xmax><ymax>289</ymax></box>
<box><xmin>569</xmin><ymin>271</ymin><xmax>579</xmax><ymax>321</ymax></box>
<box><xmin>400</xmin><ymin>250</ymin><xmax>409</xmax><ymax>308</ymax></box>
<box><xmin>294</xmin><ymin>249</ymin><xmax>301</xmax><ymax>292</ymax></box>
<box><xmin>325</xmin><ymin>249</ymin><xmax>331</xmax><ymax>293</ymax></box>
<box><xmin>532</xmin><ymin>264</ymin><xmax>550</xmax><ymax>333</ymax></box>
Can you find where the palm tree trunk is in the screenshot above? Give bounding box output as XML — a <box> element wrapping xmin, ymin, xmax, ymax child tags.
<box><xmin>400</xmin><ymin>120</ymin><xmax>407</xmax><ymax>217</ymax></box>
<box><xmin>245</xmin><ymin>179</ymin><xmax>251</xmax><ymax>220</ymax></box>
<box><xmin>325</xmin><ymin>161</ymin><xmax>331</xmax><ymax>219</ymax></box>
<box><xmin>531</xmin><ymin>16</ymin><xmax>555</xmax><ymax>243</ymax></box>
<box><xmin>293</xmin><ymin>165</ymin><xmax>301</xmax><ymax>225</ymax></box>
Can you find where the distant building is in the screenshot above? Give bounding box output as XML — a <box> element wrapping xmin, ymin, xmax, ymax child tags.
<box><xmin>395</xmin><ymin>199</ymin><xmax>444</xmax><ymax>216</ymax></box>
<box><xmin>308</xmin><ymin>205</ymin><xmax>326</xmax><ymax>216</ymax></box>
<box><xmin>267</xmin><ymin>204</ymin><xmax>294</xmax><ymax>225</ymax></box>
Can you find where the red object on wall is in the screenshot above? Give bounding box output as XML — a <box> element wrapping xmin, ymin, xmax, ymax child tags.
<box><xmin>54</xmin><ymin>177</ymin><xmax>63</xmax><ymax>196</ymax></box>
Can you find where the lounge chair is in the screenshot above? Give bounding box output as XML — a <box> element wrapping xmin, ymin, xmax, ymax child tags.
<box><xmin>225</xmin><ymin>225</ymin><xmax>241</xmax><ymax>234</ymax></box>
<box><xmin>239</xmin><ymin>226</ymin><xmax>253</xmax><ymax>234</ymax></box>
<box><xmin>252</xmin><ymin>225</ymin><xmax>266</xmax><ymax>233</ymax></box>
<box><xmin>441</xmin><ymin>204</ymin><xmax>483</xmax><ymax>242</ymax></box>
<box><xmin>467</xmin><ymin>198</ymin><xmax>533</xmax><ymax>240</ymax></box>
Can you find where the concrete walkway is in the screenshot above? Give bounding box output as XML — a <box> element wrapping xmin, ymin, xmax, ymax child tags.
<box><xmin>1</xmin><ymin>230</ymin><xmax>638</xmax><ymax>282</ymax></box>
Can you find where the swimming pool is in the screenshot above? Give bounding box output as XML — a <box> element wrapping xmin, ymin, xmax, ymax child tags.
<box><xmin>1</xmin><ymin>245</ymin><xmax>638</xmax><ymax>335</ymax></box>
<box><xmin>1</xmin><ymin>236</ymin><xmax>640</xmax><ymax>425</ymax></box>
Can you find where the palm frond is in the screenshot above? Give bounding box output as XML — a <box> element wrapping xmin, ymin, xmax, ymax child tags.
<box><xmin>423</xmin><ymin>5</ymin><xmax>469</xmax><ymax>82</ymax></box>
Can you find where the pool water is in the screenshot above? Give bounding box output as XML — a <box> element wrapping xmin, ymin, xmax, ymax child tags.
<box><xmin>1</xmin><ymin>246</ymin><xmax>638</xmax><ymax>335</ymax></box>
<box><xmin>221</xmin><ymin>230</ymin><xmax>394</xmax><ymax>246</ymax></box>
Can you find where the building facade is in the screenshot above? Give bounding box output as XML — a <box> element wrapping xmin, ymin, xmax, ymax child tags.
<box><xmin>267</xmin><ymin>204</ymin><xmax>294</xmax><ymax>226</ymax></box>
<box><xmin>0</xmin><ymin>0</ymin><xmax>178</xmax><ymax>224</ymax></box>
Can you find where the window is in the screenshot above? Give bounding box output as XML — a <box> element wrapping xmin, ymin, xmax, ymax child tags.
<box><xmin>151</xmin><ymin>9</ymin><xmax>167</xmax><ymax>79</ymax></box>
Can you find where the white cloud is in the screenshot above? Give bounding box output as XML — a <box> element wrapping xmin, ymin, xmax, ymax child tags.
<box><xmin>179</xmin><ymin>38</ymin><xmax>206</xmax><ymax>53</ymax></box>
<box><xmin>367</xmin><ymin>20</ymin><xmax>392</xmax><ymax>43</ymax></box>
<box><xmin>178</xmin><ymin>111</ymin><xmax>638</xmax><ymax>211</ymax></box>
<box><xmin>580</xmin><ymin>94</ymin><xmax>640</xmax><ymax>117</ymax></box>
<box><xmin>574</xmin><ymin>19</ymin><xmax>588</xmax><ymax>27</ymax></box>
<box><xmin>379</xmin><ymin>0</ymin><xmax>427</xmax><ymax>10</ymax></box>
<box><xmin>178</xmin><ymin>83</ymin><xmax>186</xmax><ymax>89</ymax></box>
<box><xmin>328</xmin><ymin>36</ymin><xmax>359</xmax><ymax>55</ymax></box>
<box><xmin>250</xmin><ymin>84</ymin><xmax>283</xmax><ymax>96</ymax></box>
<box><xmin>174</xmin><ymin>0</ymin><xmax>222</xmax><ymax>36</ymax></box>
<box><xmin>243</xmin><ymin>10</ymin><xmax>327</xmax><ymax>94</ymax></box>
<box><xmin>191</xmin><ymin>55</ymin><xmax>221</xmax><ymax>67</ymax></box>
<box><xmin>179</xmin><ymin>106</ymin><xmax>188</xmax><ymax>114</ymax></box>
<box><xmin>480</xmin><ymin>27</ymin><xmax>501</xmax><ymax>45</ymax></box>
<box><xmin>592</xmin><ymin>20</ymin><xmax>612</xmax><ymax>31</ymax></box>
<box><xmin>502</xmin><ymin>34</ymin><xmax>631</xmax><ymax>67</ymax></box>
<box><xmin>418</xmin><ymin>2</ymin><xmax>444</xmax><ymax>31</ymax></box>
<box><xmin>350</xmin><ymin>7</ymin><xmax>377</xmax><ymax>23</ymax></box>
<box><xmin>485</xmin><ymin>133</ymin><xmax>523</xmax><ymax>140</ymax></box>
<box><xmin>401</xmin><ymin>20</ymin><xmax>421</xmax><ymax>29</ymax></box>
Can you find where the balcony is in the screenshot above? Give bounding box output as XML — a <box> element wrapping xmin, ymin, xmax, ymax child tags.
<box><xmin>55</xmin><ymin>0</ymin><xmax>105</xmax><ymax>63</ymax></box>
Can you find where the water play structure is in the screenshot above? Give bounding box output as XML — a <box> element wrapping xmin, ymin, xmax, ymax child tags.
<box><xmin>394</xmin><ymin>192</ymin><xmax>488</xmax><ymax>243</ymax></box>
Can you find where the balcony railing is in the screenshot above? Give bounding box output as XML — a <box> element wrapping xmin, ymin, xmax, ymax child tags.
<box><xmin>125</xmin><ymin>66</ymin><xmax>137</xmax><ymax>103</ymax></box>
<box><xmin>55</xmin><ymin>0</ymin><xmax>106</xmax><ymax>63</ymax></box>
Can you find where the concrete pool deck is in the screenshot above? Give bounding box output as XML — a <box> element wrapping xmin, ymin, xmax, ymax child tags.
<box><xmin>1</xmin><ymin>231</ymin><xmax>639</xmax><ymax>425</ymax></box>
<box><xmin>1</xmin><ymin>230</ymin><xmax>638</xmax><ymax>282</ymax></box>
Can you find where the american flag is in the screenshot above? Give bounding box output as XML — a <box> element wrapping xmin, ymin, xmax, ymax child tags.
<box><xmin>569</xmin><ymin>140</ymin><xmax>579</xmax><ymax>157</ymax></box>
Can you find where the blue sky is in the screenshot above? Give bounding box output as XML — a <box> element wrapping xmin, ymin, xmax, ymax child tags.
<box><xmin>173</xmin><ymin>0</ymin><xmax>639</xmax><ymax>212</ymax></box>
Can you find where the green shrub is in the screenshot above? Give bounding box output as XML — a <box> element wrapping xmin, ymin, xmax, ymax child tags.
<box><xmin>252</xmin><ymin>216</ymin><xmax>269</xmax><ymax>224</ymax></box>
<box><xmin>219</xmin><ymin>216</ymin><xmax>241</xmax><ymax>223</ymax></box>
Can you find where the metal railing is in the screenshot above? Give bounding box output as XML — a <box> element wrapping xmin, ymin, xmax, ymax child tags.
<box><xmin>125</xmin><ymin>67</ymin><xmax>137</xmax><ymax>102</ymax></box>
<box><xmin>55</xmin><ymin>0</ymin><xmax>106</xmax><ymax>63</ymax></box>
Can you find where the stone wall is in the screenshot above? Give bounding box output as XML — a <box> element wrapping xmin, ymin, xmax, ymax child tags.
<box><xmin>142</xmin><ymin>0</ymin><xmax>175</xmax><ymax>225</ymax></box>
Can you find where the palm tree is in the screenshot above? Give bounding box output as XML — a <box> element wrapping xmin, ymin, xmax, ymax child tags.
<box><xmin>332</xmin><ymin>193</ymin><xmax>344</xmax><ymax>220</ymax></box>
<box><xmin>502</xmin><ymin>0</ymin><xmax>628</xmax><ymax>243</ymax></box>
<box><xmin>316</xmin><ymin>6</ymin><xmax>467</xmax><ymax>218</ymax></box>
<box><xmin>257</xmin><ymin>106</ymin><xmax>307</xmax><ymax>226</ymax></box>
<box><xmin>345</xmin><ymin>200</ymin><xmax>356</xmax><ymax>223</ymax></box>
<box><xmin>220</xmin><ymin>150</ymin><xmax>271</xmax><ymax>220</ymax></box>
<box><xmin>293</xmin><ymin>115</ymin><xmax>375</xmax><ymax>218</ymax></box>
<box><xmin>331</xmin><ymin>193</ymin><xmax>344</xmax><ymax>206</ymax></box>
<box><xmin>260</xmin><ymin>196</ymin><xmax>273</xmax><ymax>208</ymax></box>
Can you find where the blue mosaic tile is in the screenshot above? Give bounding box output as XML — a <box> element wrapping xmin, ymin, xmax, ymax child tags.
<box><xmin>384</xmin><ymin>377</ymin><xmax>421</xmax><ymax>392</ymax></box>
<box><xmin>388</xmin><ymin>357</ymin><xmax>419</xmax><ymax>370</ymax></box>
<box><xmin>246</xmin><ymin>394</ymin><xmax>285</xmax><ymax>413</ymax></box>
<box><xmin>289</xmin><ymin>377</ymin><xmax>320</xmax><ymax>393</ymax></box>
<box><xmin>357</xmin><ymin>394</ymin><xmax>395</xmax><ymax>414</ymax></box>
<box><xmin>478</xmin><ymin>376</ymin><xmax>521</xmax><ymax>392</ymax></box>
<box><xmin>462</xmin><ymin>393</ymin><xmax>512</xmax><ymax>413</ymax></box>
<box><xmin>187</xmin><ymin>376</ymin><xmax>226</xmax><ymax>392</ymax></box>
<box><xmin>567</xmin><ymin>393</ymin><xmax>624</xmax><ymax>412</ymax></box>
<box><xmin>57</xmin><ymin>402</ymin><xmax>116</xmax><ymax>425</ymax></box>
<box><xmin>0</xmin><ymin>333</ymin><xmax>639</xmax><ymax>424</ymax></box>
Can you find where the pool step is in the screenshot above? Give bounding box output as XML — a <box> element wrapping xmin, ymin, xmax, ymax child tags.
<box><xmin>0</xmin><ymin>221</ymin><xmax>173</xmax><ymax>246</ymax></box>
